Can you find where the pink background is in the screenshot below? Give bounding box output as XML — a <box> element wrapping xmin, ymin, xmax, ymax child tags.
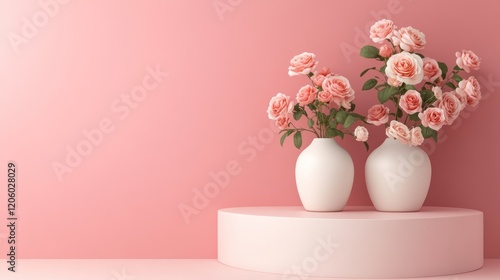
<box><xmin>0</xmin><ymin>0</ymin><xmax>499</xmax><ymax>259</ymax></box>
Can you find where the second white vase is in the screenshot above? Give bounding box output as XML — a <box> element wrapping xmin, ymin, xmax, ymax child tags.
<box><xmin>365</xmin><ymin>138</ymin><xmax>432</xmax><ymax>212</ymax></box>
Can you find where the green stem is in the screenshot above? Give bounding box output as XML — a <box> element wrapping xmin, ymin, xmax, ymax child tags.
<box><xmin>393</xmin><ymin>96</ymin><xmax>400</xmax><ymax>121</ymax></box>
<box><xmin>442</xmin><ymin>70</ymin><xmax>459</xmax><ymax>90</ymax></box>
<box><xmin>290</xmin><ymin>123</ymin><xmax>319</xmax><ymax>138</ymax></box>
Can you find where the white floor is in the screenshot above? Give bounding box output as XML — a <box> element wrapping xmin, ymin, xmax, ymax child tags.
<box><xmin>1</xmin><ymin>259</ymin><xmax>499</xmax><ymax>280</ymax></box>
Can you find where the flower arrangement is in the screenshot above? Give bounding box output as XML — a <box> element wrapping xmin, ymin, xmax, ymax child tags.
<box><xmin>267</xmin><ymin>52</ymin><xmax>369</xmax><ymax>149</ymax></box>
<box><xmin>360</xmin><ymin>19</ymin><xmax>481</xmax><ymax>146</ymax></box>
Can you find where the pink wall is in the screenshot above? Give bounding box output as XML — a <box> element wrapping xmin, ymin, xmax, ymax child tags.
<box><xmin>0</xmin><ymin>0</ymin><xmax>499</xmax><ymax>259</ymax></box>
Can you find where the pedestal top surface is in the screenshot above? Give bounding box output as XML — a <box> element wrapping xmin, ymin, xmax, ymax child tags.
<box><xmin>219</xmin><ymin>206</ymin><xmax>482</xmax><ymax>220</ymax></box>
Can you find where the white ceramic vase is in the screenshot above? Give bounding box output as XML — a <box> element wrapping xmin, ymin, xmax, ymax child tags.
<box><xmin>365</xmin><ymin>138</ymin><xmax>432</xmax><ymax>212</ymax></box>
<box><xmin>295</xmin><ymin>138</ymin><xmax>354</xmax><ymax>211</ymax></box>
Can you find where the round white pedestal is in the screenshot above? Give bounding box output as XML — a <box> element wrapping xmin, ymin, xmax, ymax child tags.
<box><xmin>218</xmin><ymin>206</ymin><xmax>483</xmax><ymax>278</ymax></box>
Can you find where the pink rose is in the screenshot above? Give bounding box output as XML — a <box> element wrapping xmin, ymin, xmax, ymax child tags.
<box><xmin>275</xmin><ymin>115</ymin><xmax>290</xmax><ymax>130</ymax></box>
<box><xmin>418</xmin><ymin>108</ymin><xmax>446</xmax><ymax>131</ymax></box>
<box><xmin>318</xmin><ymin>67</ymin><xmax>332</xmax><ymax>76</ymax></box>
<box><xmin>267</xmin><ymin>93</ymin><xmax>294</xmax><ymax>120</ymax></box>
<box><xmin>379</xmin><ymin>45</ymin><xmax>393</xmax><ymax>58</ymax></box>
<box><xmin>422</xmin><ymin>57</ymin><xmax>442</xmax><ymax>82</ymax></box>
<box><xmin>385</xmin><ymin>52</ymin><xmax>424</xmax><ymax>85</ymax></box>
<box><xmin>311</xmin><ymin>73</ymin><xmax>326</xmax><ymax>87</ymax></box>
<box><xmin>321</xmin><ymin>75</ymin><xmax>355</xmax><ymax>109</ymax></box>
<box><xmin>432</xmin><ymin>86</ymin><xmax>443</xmax><ymax>101</ymax></box>
<box><xmin>354</xmin><ymin>126</ymin><xmax>369</xmax><ymax>142</ymax></box>
<box><xmin>288</xmin><ymin>52</ymin><xmax>318</xmax><ymax>76</ymax></box>
<box><xmin>451</xmin><ymin>90</ymin><xmax>467</xmax><ymax>110</ymax></box>
<box><xmin>399</xmin><ymin>90</ymin><xmax>423</xmax><ymax>114</ymax></box>
<box><xmin>456</xmin><ymin>76</ymin><xmax>481</xmax><ymax>106</ymax></box>
<box><xmin>318</xmin><ymin>90</ymin><xmax>333</xmax><ymax>103</ymax></box>
<box><xmin>366</xmin><ymin>104</ymin><xmax>390</xmax><ymax>126</ymax></box>
<box><xmin>388</xmin><ymin>77</ymin><xmax>402</xmax><ymax>87</ymax></box>
<box><xmin>455</xmin><ymin>50</ymin><xmax>481</xmax><ymax>73</ymax></box>
<box><xmin>436</xmin><ymin>91</ymin><xmax>461</xmax><ymax>125</ymax></box>
<box><xmin>386</xmin><ymin>120</ymin><xmax>411</xmax><ymax>145</ymax></box>
<box><xmin>410</xmin><ymin>127</ymin><xmax>424</xmax><ymax>146</ymax></box>
<box><xmin>296</xmin><ymin>85</ymin><xmax>317</xmax><ymax>106</ymax></box>
<box><xmin>370</xmin><ymin>19</ymin><xmax>395</xmax><ymax>43</ymax></box>
<box><xmin>392</xmin><ymin>26</ymin><xmax>426</xmax><ymax>52</ymax></box>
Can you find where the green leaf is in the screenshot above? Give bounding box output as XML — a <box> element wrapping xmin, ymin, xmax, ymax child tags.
<box><xmin>374</xmin><ymin>84</ymin><xmax>386</xmax><ymax>90</ymax></box>
<box><xmin>360</xmin><ymin>45</ymin><xmax>380</xmax><ymax>58</ymax></box>
<box><xmin>362</xmin><ymin>78</ymin><xmax>378</xmax><ymax>90</ymax></box>
<box><xmin>293</xmin><ymin>131</ymin><xmax>302</xmax><ymax>149</ymax></box>
<box><xmin>307</xmin><ymin>103</ymin><xmax>317</xmax><ymax>111</ymax></box>
<box><xmin>316</xmin><ymin>111</ymin><xmax>326</xmax><ymax>123</ymax></box>
<box><xmin>420</xmin><ymin>126</ymin><xmax>438</xmax><ymax>142</ymax></box>
<box><xmin>335</xmin><ymin>110</ymin><xmax>348</xmax><ymax>124</ymax></box>
<box><xmin>349</xmin><ymin>102</ymin><xmax>356</xmax><ymax>112</ymax></box>
<box><xmin>307</xmin><ymin>119</ymin><xmax>314</xmax><ymax>128</ymax></box>
<box><xmin>307</xmin><ymin>72</ymin><xmax>314</xmax><ymax>78</ymax></box>
<box><xmin>377</xmin><ymin>86</ymin><xmax>399</xmax><ymax>103</ymax></box>
<box><xmin>453</xmin><ymin>74</ymin><xmax>463</xmax><ymax>83</ymax></box>
<box><xmin>379</xmin><ymin>65</ymin><xmax>387</xmax><ymax>74</ymax></box>
<box><xmin>405</xmin><ymin>84</ymin><xmax>416</xmax><ymax>90</ymax></box>
<box><xmin>279</xmin><ymin>133</ymin><xmax>287</xmax><ymax>146</ymax></box>
<box><xmin>446</xmin><ymin>82</ymin><xmax>456</xmax><ymax>90</ymax></box>
<box><xmin>426</xmin><ymin>96</ymin><xmax>437</xmax><ymax>105</ymax></box>
<box><xmin>454</xmin><ymin>65</ymin><xmax>462</xmax><ymax>71</ymax></box>
<box><xmin>415</xmin><ymin>53</ymin><xmax>425</xmax><ymax>58</ymax></box>
<box><xmin>409</xmin><ymin>113</ymin><xmax>420</xmax><ymax>121</ymax></box>
<box><xmin>279</xmin><ymin>130</ymin><xmax>294</xmax><ymax>146</ymax></box>
<box><xmin>396</xmin><ymin>107</ymin><xmax>403</xmax><ymax>118</ymax></box>
<box><xmin>363</xmin><ymin>141</ymin><xmax>369</xmax><ymax>151</ymax></box>
<box><xmin>360</xmin><ymin>67</ymin><xmax>376</xmax><ymax>77</ymax></box>
<box><xmin>349</xmin><ymin>112</ymin><xmax>366</xmax><ymax>120</ymax></box>
<box><xmin>326</xmin><ymin>127</ymin><xmax>344</xmax><ymax>139</ymax></box>
<box><xmin>337</xmin><ymin>130</ymin><xmax>344</xmax><ymax>139</ymax></box>
<box><xmin>325</xmin><ymin>127</ymin><xmax>337</xmax><ymax>137</ymax></box>
<box><xmin>420</xmin><ymin>89</ymin><xmax>434</xmax><ymax>102</ymax></box>
<box><xmin>438</xmin><ymin>62</ymin><xmax>448</xmax><ymax>80</ymax></box>
<box><xmin>293</xmin><ymin>110</ymin><xmax>303</xmax><ymax>121</ymax></box>
<box><xmin>343</xmin><ymin>115</ymin><xmax>358</xmax><ymax>129</ymax></box>
<box><xmin>328</xmin><ymin>118</ymin><xmax>336</xmax><ymax>128</ymax></box>
<box><xmin>329</xmin><ymin>107</ymin><xmax>337</xmax><ymax>117</ymax></box>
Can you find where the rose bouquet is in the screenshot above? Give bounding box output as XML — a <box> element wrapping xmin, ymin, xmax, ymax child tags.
<box><xmin>360</xmin><ymin>19</ymin><xmax>481</xmax><ymax>146</ymax></box>
<box><xmin>267</xmin><ymin>52</ymin><xmax>369</xmax><ymax>149</ymax></box>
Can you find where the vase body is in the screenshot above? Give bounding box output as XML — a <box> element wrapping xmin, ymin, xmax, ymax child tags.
<box><xmin>295</xmin><ymin>138</ymin><xmax>354</xmax><ymax>211</ymax></box>
<box><xmin>365</xmin><ymin>138</ymin><xmax>431</xmax><ymax>212</ymax></box>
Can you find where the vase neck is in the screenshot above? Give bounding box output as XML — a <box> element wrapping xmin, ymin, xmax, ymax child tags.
<box><xmin>312</xmin><ymin>138</ymin><xmax>338</xmax><ymax>143</ymax></box>
<box><xmin>308</xmin><ymin>138</ymin><xmax>340</xmax><ymax>148</ymax></box>
<box><xmin>384</xmin><ymin>137</ymin><xmax>401</xmax><ymax>145</ymax></box>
